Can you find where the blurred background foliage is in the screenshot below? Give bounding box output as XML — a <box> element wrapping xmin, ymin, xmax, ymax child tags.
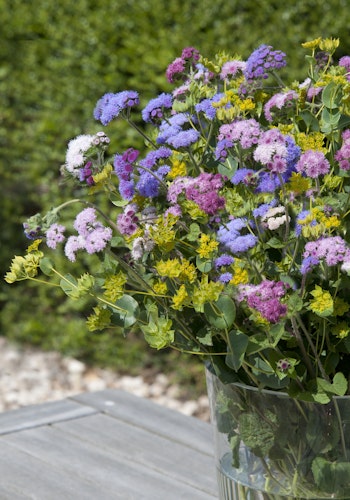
<box><xmin>2</xmin><ymin>0</ymin><xmax>350</xmax><ymax>393</ymax></box>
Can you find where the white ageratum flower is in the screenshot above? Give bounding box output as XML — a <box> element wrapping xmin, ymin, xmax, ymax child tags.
<box><xmin>262</xmin><ymin>205</ymin><xmax>290</xmax><ymax>230</ymax></box>
<box><xmin>65</xmin><ymin>134</ymin><xmax>95</xmax><ymax>177</ymax></box>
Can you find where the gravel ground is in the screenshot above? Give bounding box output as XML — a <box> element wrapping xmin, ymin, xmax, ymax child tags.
<box><xmin>0</xmin><ymin>337</ymin><xmax>210</xmax><ymax>421</ymax></box>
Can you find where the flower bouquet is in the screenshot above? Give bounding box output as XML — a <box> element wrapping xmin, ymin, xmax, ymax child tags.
<box><xmin>6</xmin><ymin>37</ymin><xmax>350</xmax><ymax>497</ymax></box>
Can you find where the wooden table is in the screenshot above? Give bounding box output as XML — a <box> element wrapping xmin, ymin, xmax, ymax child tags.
<box><xmin>0</xmin><ymin>389</ymin><xmax>218</xmax><ymax>499</ymax></box>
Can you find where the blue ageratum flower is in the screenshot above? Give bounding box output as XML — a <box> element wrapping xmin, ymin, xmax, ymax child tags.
<box><xmin>94</xmin><ymin>91</ymin><xmax>139</xmax><ymax>125</ymax></box>
<box><xmin>244</xmin><ymin>44</ymin><xmax>286</xmax><ymax>82</ymax></box>
<box><xmin>217</xmin><ymin>218</ymin><xmax>258</xmax><ymax>254</ymax></box>
<box><xmin>142</xmin><ymin>93</ymin><xmax>173</xmax><ymax>123</ymax></box>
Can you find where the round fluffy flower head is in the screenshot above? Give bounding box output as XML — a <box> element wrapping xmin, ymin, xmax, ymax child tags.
<box><xmin>142</xmin><ymin>93</ymin><xmax>173</xmax><ymax>124</ymax></box>
<box><xmin>218</xmin><ymin>119</ymin><xmax>261</xmax><ymax>149</ymax></box>
<box><xmin>244</xmin><ymin>44</ymin><xmax>287</xmax><ymax>82</ymax></box>
<box><xmin>296</xmin><ymin>150</ymin><xmax>330</xmax><ymax>178</ymax></box>
<box><xmin>166</xmin><ymin>57</ymin><xmax>186</xmax><ymax>83</ymax></box>
<box><xmin>46</xmin><ymin>223</ymin><xmax>66</xmax><ymax>249</ymax></box>
<box><xmin>94</xmin><ymin>91</ymin><xmax>139</xmax><ymax>126</ymax></box>
<box><xmin>335</xmin><ymin>129</ymin><xmax>350</xmax><ymax>170</ymax></box>
<box><xmin>264</xmin><ymin>90</ymin><xmax>298</xmax><ymax>122</ymax></box>
<box><xmin>238</xmin><ymin>280</ymin><xmax>288</xmax><ymax>323</ymax></box>
<box><xmin>220</xmin><ymin>60</ymin><xmax>246</xmax><ymax>80</ymax></box>
<box><xmin>339</xmin><ymin>56</ymin><xmax>350</xmax><ymax>81</ymax></box>
<box><xmin>181</xmin><ymin>46</ymin><xmax>200</xmax><ymax>62</ymax></box>
<box><xmin>65</xmin><ymin>134</ymin><xmax>95</xmax><ymax>176</ymax></box>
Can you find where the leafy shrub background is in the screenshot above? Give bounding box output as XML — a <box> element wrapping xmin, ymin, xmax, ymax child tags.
<box><xmin>2</xmin><ymin>0</ymin><xmax>350</xmax><ymax>391</ymax></box>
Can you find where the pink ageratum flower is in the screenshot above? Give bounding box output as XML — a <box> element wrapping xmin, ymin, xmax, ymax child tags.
<box><xmin>253</xmin><ymin>129</ymin><xmax>288</xmax><ymax>173</ymax></box>
<box><xmin>218</xmin><ymin>119</ymin><xmax>261</xmax><ymax>149</ymax></box>
<box><xmin>220</xmin><ymin>60</ymin><xmax>246</xmax><ymax>80</ymax></box>
<box><xmin>264</xmin><ymin>90</ymin><xmax>298</xmax><ymax>122</ymax></box>
<box><xmin>238</xmin><ymin>280</ymin><xmax>289</xmax><ymax>323</ymax></box>
<box><xmin>335</xmin><ymin>129</ymin><xmax>350</xmax><ymax>170</ymax></box>
<box><xmin>296</xmin><ymin>150</ymin><xmax>330</xmax><ymax>178</ymax></box>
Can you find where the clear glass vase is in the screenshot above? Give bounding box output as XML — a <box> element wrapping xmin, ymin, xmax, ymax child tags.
<box><xmin>206</xmin><ymin>364</ymin><xmax>350</xmax><ymax>499</ymax></box>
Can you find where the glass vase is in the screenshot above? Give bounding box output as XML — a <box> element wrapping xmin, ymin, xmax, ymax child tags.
<box><xmin>206</xmin><ymin>364</ymin><xmax>350</xmax><ymax>499</ymax></box>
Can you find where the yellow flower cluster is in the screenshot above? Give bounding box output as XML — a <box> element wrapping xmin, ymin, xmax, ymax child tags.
<box><xmin>309</xmin><ymin>286</ymin><xmax>333</xmax><ymax>316</ymax></box>
<box><xmin>168</xmin><ymin>155</ymin><xmax>187</xmax><ymax>179</ymax></box>
<box><xmin>295</xmin><ymin>132</ymin><xmax>327</xmax><ymax>153</ymax></box>
<box><xmin>103</xmin><ymin>271</ymin><xmax>127</xmax><ymax>302</ymax></box>
<box><xmin>197</xmin><ymin>233</ymin><xmax>219</xmax><ymax>259</ymax></box>
<box><xmin>297</xmin><ymin>207</ymin><xmax>340</xmax><ymax>238</ymax></box>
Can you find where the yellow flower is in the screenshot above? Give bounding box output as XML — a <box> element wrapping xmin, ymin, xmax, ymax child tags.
<box><xmin>286</xmin><ymin>172</ymin><xmax>311</xmax><ymax>194</ymax></box>
<box><xmin>155</xmin><ymin>258</ymin><xmax>181</xmax><ymax>278</ymax></box>
<box><xmin>179</xmin><ymin>259</ymin><xmax>197</xmax><ymax>283</ymax></box>
<box><xmin>230</xmin><ymin>261</ymin><xmax>249</xmax><ymax>286</ymax></box>
<box><xmin>319</xmin><ymin>38</ymin><xmax>340</xmax><ymax>53</ymax></box>
<box><xmin>295</xmin><ymin>132</ymin><xmax>327</xmax><ymax>152</ymax></box>
<box><xmin>27</xmin><ymin>239</ymin><xmax>42</xmax><ymax>253</ymax></box>
<box><xmin>308</xmin><ymin>286</ymin><xmax>333</xmax><ymax>317</ymax></box>
<box><xmin>301</xmin><ymin>38</ymin><xmax>322</xmax><ymax>50</ymax></box>
<box><xmin>153</xmin><ymin>281</ymin><xmax>168</xmax><ymax>295</ymax></box>
<box><xmin>192</xmin><ymin>276</ymin><xmax>224</xmax><ymax>311</ymax></box>
<box><xmin>332</xmin><ymin>321</ymin><xmax>350</xmax><ymax>339</ymax></box>
<box><xmin>103</xmin><ymin>272</ymin><xmax>127</xmax><ymax>302</ymax></box>
<box><xmin>169</xmin><ymin>155</ymin><xmax>187</xmax><ymax>179</ymax></box>
<box><xmin>172</xmin><ymin>284</ymin><xmax>189</xmax><ymax>310</ymax></box>
<box><xmin>197</xmin><ymin>233</ymin><xmax>219</xmax><ymax>259</ymax></box>
<box><xmin>150</xmin><ymin>214</ymin><xmax>178</xmax><ymax>252</ymax></box>
<box><xmin>86</xmin><ymin>306</ymin><xmax>112</xmax><ymax>331</ymax></box>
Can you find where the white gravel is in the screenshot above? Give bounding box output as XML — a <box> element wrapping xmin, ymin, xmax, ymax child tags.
<box><xmin>0</xmin><ymin>337</ymin><xmax>210</xmax><ymax>421</ymax></box>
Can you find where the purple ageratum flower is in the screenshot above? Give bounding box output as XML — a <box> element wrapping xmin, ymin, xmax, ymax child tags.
<box><xmin>303</xmin><ymin>236</ymin><xmax>349</xmax><ymax>267</ymax></box>
<box><xmin>46</xmin><ymin>223</ymin><xmax>66</xmax><ymax>249</ymax></box>
<box><xmin>119</xmin><ymin>180</ymin><xmax>135</xmax><ymax>201</ymax></box>
<box><xmin>218</xmin><ymin>272</ymin><xmax>233</xmax><ymax>284</ymax></box>
<box><xmin>157</xmin><ymin>114</ymin><xmax>191</xmax><ymax>144</ymax></box>
<box><xmin>244</xmin><ymin>44</ymin><xmax>287</xmax><ymax>82</ymax></box>
<box><xmin>296</xmin><ymin>150</ymin><xmax>330</xmax><ymax>178</ymax></box>
<box><xmin>64</xmin><ymin>235</ymin><xmax>85</xmax><ymax>262</ymax></box>
<box><xmin>94</xmin><ymin>91</ymin><xmax>139</xmax><ymax>126</ymax></box>
<box><xmin>220</xmin><ymin>60</ymin><xmax>246</xmax><ymax>80</ymax></box>
<box><xmin>264</xmin><ymin>90</ymin><xmax>298</xmax><ymax>122</ymax></box>
<box><xmin>139</xmin><ymin>147</ymin><xmax>172</xmax><ymax>169</ymax></box>
<box><xmin>217</xmin><ymin>218</ymin><xmax>258</xmax><ymax>254</ymax></box>
<box><xmin>141</xmin><ymin>93</ymin><xmax>173</xmax><ymax>124</ymax></box>
<box><xmin>215</xmin><ymin>254</ymin><xmax>235</xmax><ymax>268</ymax></box>
<box><xmin>74</xmin><ymin>208</ymin><xmax>98</xmax><ymax>236</ymax></box>
<box><xmin>231</xmin><ymin>168</ymin><xmax>256</xmax><ymax>186</ymax></box>
<box><xmin>116</xmin><ymin>204</ymin><xmax>139</xmax><ymax>236</ymax></box>
<box><xmin>184</xmin><ymin>172</ymin><xmax>225</xmax><ymax>215</ymax></box>
<box><xmin>85</xmin><ymin>226</ymin><xmax>113</xmax><ymax>254</ymax></box>
<box><xmin>195</xmin><ymin>93</ymin><xmax>226</xmax><ymax>121</ymax></box>
<box><xmin>79</xmin><ymin>161</ymin><xmax>95</xmax><ymax>186</ymax></box>
<box><xmin>218</xmin><ymin>119</ymin><xmax>261</xmax><ymax>149</ymax></box>
<box><xmin>335</xmin><ymin>129</ymin><xmax>350</xmax><ymax>171</ymax></box>
<box><xmin>166</xmin><ymin>129</ymin><xmax>200</xmax><ymax>148</ymax></box>
<box><xmin>215</xmin><ymin>139</ymin><xmax>234</xmax><ymax>162</ymax></box>
<box><xmin>256</xmin><ymin>171</ymin><xmax>280</xmax><ymax>193</ymax></box>
<box><xmin>238</xmin><ymin>280</ymin><xmax>288</xmax><ymax>323</ymax></box>
<box><xmin>252</xmin><ymin>199</ymin><xmax>277</xmax><ymax>218</ymax></box>
<box><xmin>339</xmin><ymin>56</ymin><xmax>350</xmax><ymax>81</ymax></box>
<box><xmin>136</xmin><ymin>166</ymin><xmax>170</xmax><ymax>198</ymax></box>
<box><xmin>64</xmin><ymin>208</ymin><xmax>112</xmax><ymax>261</ymax></box>
<box><xmin>181</xmin><ymin>46</ymin><xmax>200</xmax><ymax>62</ymax></box>
<box><xmin>253</xmin><ymin>129</ymin><xmax>288</xmax><ymax>172</ymax></box>
<box><xmin>300</xmin><ymin>256</ymin><xmax>320</xmax><ymax>275</ymax></box>
<box><xmin>166</xmin><ymin>57</ymin><xmax>186</xmax><ymax>83</ymax></box>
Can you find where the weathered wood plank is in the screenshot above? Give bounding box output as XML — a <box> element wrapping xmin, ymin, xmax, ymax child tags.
<box><xmin>71</xmin><ymin>389</ymin><xmax>214</xmax><ymax>455</ymax></box>
<box><xmin>2</xmin><ymin>418</ymin><xmax>217</xmax><ymax>499</ymax></box>
<box><xmin>54</xmin><ymin>412</ymin><xmax>217</xmax><ymax>496</ymax></box>
<box><xmin>0</xmin><ymin>398</ymin><xmax>97</xmax><ymax>435</ymax></box>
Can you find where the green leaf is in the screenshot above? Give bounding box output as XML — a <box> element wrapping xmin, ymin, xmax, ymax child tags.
<box><xmin>312</xmin><ymin>457</ymin><xmax>350</xmax><ymax>493</ymax></box>
<box><xmin>225</xmin><ymin>330</ymin><xmax>249</xmax><ymax>371</ymax></box>
<box><xmin>113</xmin><ymin>294</ymin><xmax>139</xmax><ymax>327</ymax></box>
<box><xmin>204</xmin><ymin>295</ymin><xmax>236</xmax><ymax>329</ymax></box>
<box><xmin>141</xmin><ymin>316</ymin><xmax>174</xmax><ymax>349</ymax></box>
<box><xmin>186</xmin><ymin>223</ymin><xmax>201</xmax><ymax>242</ymax></box>
<box><xmin>322</xmin><ymin>81</ymin><xmax>343</xmax><ymax>109</ymax></box>
<box><xmin>317</xmin><ymin>372</ymin><xmax>347</xmax><ymax>396</ymax></box>
<box><xmin>39</xmin><ymin>257</ymin><xmax>54</xmax><ymax>276</ymax></box>
<box><xmin>218</xmin><ymin>155</ymin><xmax>238</xmax><ymax>178</ymax></box>
<box><xmin>196</xmin><ymin>256</ymin><xmax>212</xmax><ymax>273</ymax></box>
